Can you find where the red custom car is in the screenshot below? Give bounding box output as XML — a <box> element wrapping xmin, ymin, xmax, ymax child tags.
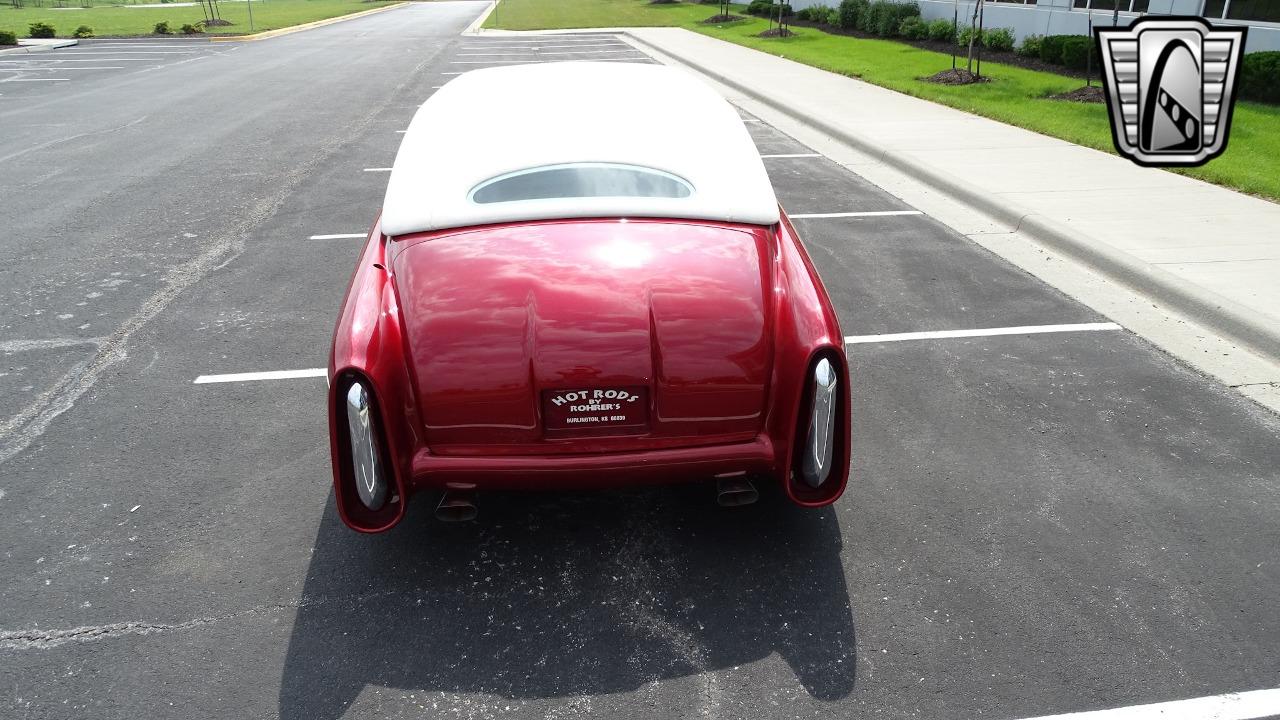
<box><xmin>328</xmin><ymin>62</ymin><xmax>849</xmax><ymax>532</ymax></box>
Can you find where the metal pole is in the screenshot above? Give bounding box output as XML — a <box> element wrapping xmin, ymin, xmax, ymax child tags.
<box><xmin>951</xmin><ymin>1</ymin><xmax>958</xmax><ymax>70</ymax></box>
<box><xmin>976</xmin><ymin>0</ymin><xmax>983</xmax><ymax>79</ymax></box>
<box><xmin>1085</xmin><ymin>9</ymin><xmax>1092</xmax><ymax>87</ymax></box>
<box><xmin>246</xmin><ymin>0</ymin><xmax>254</xmax><ymax>32</ymax></box>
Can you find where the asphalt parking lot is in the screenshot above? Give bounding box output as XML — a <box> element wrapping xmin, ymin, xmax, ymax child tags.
<box><xmin>0</xmin><ymin>39</ymin><xmax>237</xmax><ymax>96</ymax></box>
<box><xmin>2</xmin><ymin>2</ymin><xmax>1279</xmax><ymax>719</ymax></box>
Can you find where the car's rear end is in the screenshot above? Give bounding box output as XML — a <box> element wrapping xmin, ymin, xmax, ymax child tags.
<box><xmin>327</xmin><ymin>61</ymin><xmax>848</xmax><ymax>532</ymax></box>
<box><xmin>330</xmin><ymin>214</ymin><xmax>849</xmax><ymax>531</ymax></box>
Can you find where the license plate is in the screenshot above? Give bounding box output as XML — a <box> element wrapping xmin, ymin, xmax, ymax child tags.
<box><xmin>542</xmin><ymin>386</ymin><xmax>649</xmax><ymax>432</ymax></box>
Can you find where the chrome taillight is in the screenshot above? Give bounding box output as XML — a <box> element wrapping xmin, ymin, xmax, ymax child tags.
<box><xmin>800</xmin><ymin>357</ymin><xmax>838</xmax><ymax>488</ymax></box>
<box><xmin>345</xmin><ymin>381</ymin><xmax>388</xmax><ymax>511</ymax></box>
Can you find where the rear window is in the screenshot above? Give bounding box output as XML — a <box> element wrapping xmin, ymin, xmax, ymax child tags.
<box><xmin>469</xmin><ymin>163</ymin><xmax>693</xmax><ymax>204</ymax></box>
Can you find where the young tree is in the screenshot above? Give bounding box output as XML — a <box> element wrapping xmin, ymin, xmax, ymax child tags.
<box><xmin>965</xmin><ymin>0</ymin><xmax>985</xmax><ymax>75</ymax></box>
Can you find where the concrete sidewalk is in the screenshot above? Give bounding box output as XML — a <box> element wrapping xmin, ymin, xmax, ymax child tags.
<box><xmin>618</xmin><ymin>28</ymin><xmax>1280</xmax><ymax>365</ymax></box>
<box><xmin>0</xmin><ymin>38</ymin><xmax>77</xmax><ymax>56</ymax></box>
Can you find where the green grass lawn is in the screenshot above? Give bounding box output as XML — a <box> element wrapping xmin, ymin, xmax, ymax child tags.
<box><xmin>0</xmin><ymin>0</ymin><xmax>398</xmax><ymax>38</ymax></box>
<box><xmin>485</xmin><ymin>0</ymin><xmax>1280</xmax><ymax>201</ymax></box>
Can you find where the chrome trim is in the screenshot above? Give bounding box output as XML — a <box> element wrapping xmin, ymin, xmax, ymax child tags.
<box><xmin>345</xmin><ymin>381</ymin><xmax>388</xmax><ymax>511</ymax></box>
<box><xmin>800</xmin><ymin>357</ymin><xmax>838</xmax><ymax>488</ymax></box>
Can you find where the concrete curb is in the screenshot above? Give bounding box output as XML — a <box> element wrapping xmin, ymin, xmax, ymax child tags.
<box><xmin>209</xmin><ymin>1</ymin><xmax>409</xmax><ymax>42</ymax></box>
<box><xmin>0</xmin><ymin>39</ymin><xmax>77</xmax><ymax>56</ymax></box>
<box><xmin>623</xmin><ymin>30</ymin><xmax>1280</xmax><ymax>364</ymax></box>
<box><xmin>462</xmin><ymin>0</ymin><xmax>497</xmax><ymax>34</ymax></box>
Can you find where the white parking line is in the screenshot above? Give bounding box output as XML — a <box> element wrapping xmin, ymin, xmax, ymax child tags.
<box><xmin>0</xmin><ymin>78</ymin><xmax>70</xmax><ymax>82</ymax></box>
<box><xmin>363</xmin><ymin>167</ymin><xmax>392</xmax><ymax>172</ymax></box>
<box><xmin>844</xmin><ymin>322</ymin><xmax>1122</xmax><ymax>345</ymax></box>
<box><xmin>39</xmin><ymin>50</ymin><xmax>199</xmax><ymax>54</ymax></box>
<box><xmin>450</xmin><ymin>60</ymin><xmax>545</xmax><ymax>64</ymax></box>
<box><xmin>459</xmin><ymin>49</ymin><xmax>640</xmax><ymax>56</ymax></box>
<box><xmin>309</xmin><ymin>233</ymin><xmax>366</xmax><ymax>240</ymax></box>
<box><xmin>761</xmin><ymin>153</ymin><xmax>822</xmax><ymax>158</ymax></box>
<box><xmin>194</xmin><ymin>368</ymin><xmax>327</xmax><ymax>384</ymax></box>
<box><xmin>0</xmin><ymin>66</ymin><xmax>126</xmax><ymax>71</ymax></box>
<box><xmin>1011</xmin><ymin>687</ymin><xmax>1280</xmax><ymax>720</ymax></box>
<box><xmin>0</xmin><ymin>58</ymin><xmax>154</xmax><ymax>63</ymax></box>
<box><xmin>75</xmin><ymin>44</ymin><xmax>199</xmax><ymax>48</ymax></box>
<box><xmin>460</xmin><ymin>44</ymin><xmax>630</xmax><ymax>51</ymax></box>
<box><xmin>790</xmin><ymin>210</ymin><xmax>924</xmax><ymax>219</ymax></box>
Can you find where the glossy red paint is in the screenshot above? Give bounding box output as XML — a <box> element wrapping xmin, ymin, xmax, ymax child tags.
<box><xmin>329</xmin><ymin>213</ymin><xmax>849</xmax><ymax>532</ymax></box>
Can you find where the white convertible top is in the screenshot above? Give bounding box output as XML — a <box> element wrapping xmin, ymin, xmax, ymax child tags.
<box><xmin>379</xmin><ymin>62</ymin><xmax>780</xmax><ymax>236</ymax></box>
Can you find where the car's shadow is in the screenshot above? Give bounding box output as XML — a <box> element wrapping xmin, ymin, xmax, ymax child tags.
<box><xmin>278</xmin><ymin>483</ymin><xmax>857</xmax><ymax>719</ymax></box>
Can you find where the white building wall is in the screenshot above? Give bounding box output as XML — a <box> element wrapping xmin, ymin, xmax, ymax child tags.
<box><xmin>785</xmin><ymin>0</ymin><xmax>1280</xmax><ymax>53</ymax></box>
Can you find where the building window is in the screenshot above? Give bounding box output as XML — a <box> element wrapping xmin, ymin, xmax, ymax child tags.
<box><xmin>1223</xmin><ymin>0</ymin><xmax>1280</xmax><ymax>22</ymax></box>
<box><xmin>1072</xmin><ymin>0</ymin><xmax>1148</xmax><ymax>11</ymax></box>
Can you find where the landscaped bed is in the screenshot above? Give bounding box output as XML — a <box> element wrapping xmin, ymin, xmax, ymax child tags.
<box><xmin>0</xmin><ymin>0</ymin><xmax>399</xmax><ymax>38</ymax></box>
<box><xmin>484</xmin><ymin>0</ymin><xmax>1280</xmax><ymax>202</ymax></box>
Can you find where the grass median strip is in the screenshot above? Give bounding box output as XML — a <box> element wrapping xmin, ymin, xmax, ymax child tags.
<box><xmin>0</xmin><ymin>0</ymin><xmax>397</xmax><ymax>39</ymax></box>
<box><xmin>484</xmin><ymin>0</ymin><xmax>1280</xmax><ymax>202</ymax></box>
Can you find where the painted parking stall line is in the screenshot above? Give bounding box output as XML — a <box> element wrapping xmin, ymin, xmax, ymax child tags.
<box><xmin>761</xmin><ymin>153</ymin><xmax>822</xmax><ymax>158</ymax></box>
<box><xmin>1011</xmin><ymin>687</ymin><xmax>1280</xmax><ymax>720</ymax></box>
<box><xmin>309</xmin><ymin>233</ymin><xmax>366</xmax><ymax>240</ymax></box>
<box><xmin>193</xmin><ymin>368</ymin><xmax>327</xmax><ymax>384</ymax></box>
<box><xmin>844</xmin><ymin>322</ymin><xmax>1123</xmax><ymax>345</ymax></box>
<box><xmin>790</xmin><ymin>210</ymin><xmax>924</xmax><ymax>219</ymax></box>
<box><xmin>0</xmin><ymin>58</ymin><xmax>156</xmax><ymax>63</ymax></box>
<box><xmin>0</xmin><ymin>66</ymin><xmax>127</xmax><ymax>71</ymax></box>
<box><xmin>363</xmin><ymin>167</ymin><xmax>392</xmax><ymax>172</ymax></box>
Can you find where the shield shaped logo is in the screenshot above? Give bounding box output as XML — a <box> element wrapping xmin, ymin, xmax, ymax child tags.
<box><xmin>1095</xmin><ymin>16</ymin><xmax>1247</xmax><ymax>167</ymax></box>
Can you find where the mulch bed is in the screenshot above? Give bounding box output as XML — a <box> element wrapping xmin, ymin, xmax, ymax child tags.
<box><xmin>1049</xmin><ymin>85</ymin><xmax>1106</xmax><ymax>103</ymax></box>
<box><xmin>923</xmin><ymin>68</ymin><xmax>989</xmax><ymax>85</ymax></box>
<box><xmin>757</xmin><ymin>27</ymin><xmax>796</xmax><ymax>38</ymax></box>
<box><xmin>701</xmin><ymin>14</ymin><xmax>747</xmax><ymax>24</ymax></box>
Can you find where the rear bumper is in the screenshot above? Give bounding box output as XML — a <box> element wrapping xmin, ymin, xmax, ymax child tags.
<box><xmin>408</xmin><ymin>436</ymin><xmax>777</xmax><ymax>491</ymax></box>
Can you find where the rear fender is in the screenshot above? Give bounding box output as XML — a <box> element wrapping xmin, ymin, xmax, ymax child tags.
<box><xmin>765</xmin><ymin>212</ymin><xmax>851</xmax><ymax>505</ymax></box>
<box><xmin>328</xmin><ymin>218</ymin><xmax>418</xmax><ymax>532</ymax></box>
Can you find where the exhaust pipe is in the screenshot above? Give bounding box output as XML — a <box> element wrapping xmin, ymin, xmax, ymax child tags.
<box><xmin>716</xmin><ymin>476</ymin><xmax>758</xmax><ymax>507</ymax></box>
<box><xmin>435</xmin><ymin>490</ymin><xmax>478</xmax><ymax>522</ymax></box>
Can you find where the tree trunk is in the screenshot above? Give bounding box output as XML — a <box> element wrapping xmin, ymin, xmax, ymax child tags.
<box><xmin>966</xmin><ymin>0</ymin><xmax>983</xmax><ymax>74</ymax></box>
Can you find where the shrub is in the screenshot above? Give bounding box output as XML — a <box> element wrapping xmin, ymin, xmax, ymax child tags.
<box><xmin>28</xmin><ymin>22</ymin><xmax>56</xmax><ymax>39</ymax></box>
<box><xmin>0</xmin><ymin>30</ymin><xmax>17</xmax><ymax>46</ymax></box>
<box><xmin>823</xmin><ymin>7</ymin><xmax>839</xmax><ymax>25</ymax></box>
<box><xmin>1018</xmin><ymin>33</ymin><xmax>1043</xmax><ymax>58</ymax></box>
<box><xmin>180</xmin><ymin>22</ymin><xmax>203</xmax><ymax>34</ymax></box>
<box><xmin>1240</xmin><ymin>51</ymin><xmax>1280</xmax><ymax>104</ymax></box>
<box><xmin>864</xmin><ymin>1</ymin><xmax>886</xmax><ymax>34</ymax></box>
<box><xmin>926</xmin><ymin>18</ymin><xmax>954</xmax><ymax>42</ymax></box>
<box><xmin>955</xmin><ymin>23</ymin><xmax>977</xmax><ymax>48</ymax></box>
<box><xmin>837</xmin><ymin>0</ymin><xmax>866</xmax><ymax>30</ymax></box>
<box><xmin>72</xmin><ymin>25</ymin><xmax>93</xmax><ymax>38</ymax></box>
<box><xmin>798</xmin><ymin>3</ymin><xmax>830</xmax><ymax>22</ymax></box>
<box><xmin>890</xmin><ymin>1</ymin><xmax>919</xmax><ymax>35</ymax></box>
<box><xmin>1039</xmin><ymin>34</ymin><xmax>1070</xmax><ymax>64</ymax></box>
<box><xmin>746</xmin><ymin>0</ymin><xmax>791</xmax><ymax>17</ymax></box>
<box><xmin>153</xmin><ymin>21</ymin><xmax>171</xmax><ymax>34</ymax></box>
<box><xmin>898</xmin><ymin>15</ymin><xmax>927</xmax><ymax>40</ymax></box>
<box><xmin>1060</xmin><ymin>35</ymin><xmax>1095</xmax><ymax>70</ymax></box>
<box><xmin>984</xmin><ymin>26</ymin><xmax>1014</xmax><ymax>52</ymax></box>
